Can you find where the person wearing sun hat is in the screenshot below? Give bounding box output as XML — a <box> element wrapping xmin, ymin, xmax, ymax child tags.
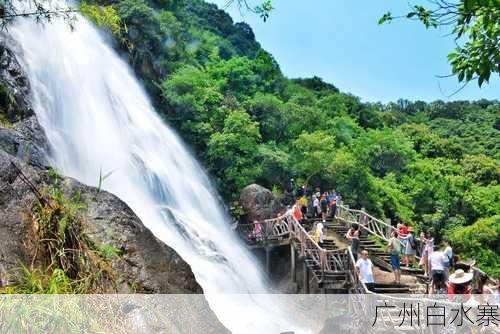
<box><xmin>448</xmin><ymin>269</ymin><xmax>474</xmax><ymax>295</ymax></box>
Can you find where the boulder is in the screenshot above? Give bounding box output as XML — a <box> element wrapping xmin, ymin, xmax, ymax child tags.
<box><xmin>239</xmin><ymin>183</ymin><xmax>283</xmax><ymax>222</ymax></box>
<box><xmin>0</xmin><ymin>149</ymin><xmax>201</xmax><ymax>293</ymax></box>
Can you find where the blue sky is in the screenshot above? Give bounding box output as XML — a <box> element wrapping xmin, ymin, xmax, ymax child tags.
<box><xmin>208</xmin><ymin>0</ymin><xmax>499</xmax><ymax>103</ymax></box>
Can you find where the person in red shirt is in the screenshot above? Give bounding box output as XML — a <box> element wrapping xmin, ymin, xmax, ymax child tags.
<box><xmin>398</xmin><ymin>222</ymin><xmax>409</xmax><ymax>265</ymax></box>
<box><xmin>292</xmin><ymin>200</ymin><xmax>303</xmax><ymax>222</ymax></box>
<box><xmin>398</xmin><ymin>222</ymin><xmax>409</xmax><ymax>238</ymax></box>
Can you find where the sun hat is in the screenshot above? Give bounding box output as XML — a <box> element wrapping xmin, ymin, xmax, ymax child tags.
<box><xmin>449</xmin><ymin>269</ymin><xmax>473</xmax><ymax>285</ymax></box>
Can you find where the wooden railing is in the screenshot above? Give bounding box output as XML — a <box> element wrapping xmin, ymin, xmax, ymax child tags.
<box><xmin>235</xmin><ymin>214</ymin><xmax>293</xmax><ymax>245</ymax></box>
<box><xmin>288</xmin><ymin>213</ymin><xmax>349</xmax><ymax>273</ymax></box>
<box><xmin>237</xmin><ymin>211</ymin><xmax>352</xmax><ymax>276</ymax></box>
<box><xmin>336</xmin><ymin>204</ymin><xmax>497</xmax><ymax>287</ymax></box>
<box><xmin>336</xmin><ymin>205</ymin><xmax>395</xmax><ymax>241</ymax></box>
<box><xmin>336</xmin><ymin>204</ymin><xmax>423</xmax><ymax>257</ymax></box>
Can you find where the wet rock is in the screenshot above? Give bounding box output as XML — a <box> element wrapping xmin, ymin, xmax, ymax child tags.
<box><xmin>0</xmin><ymin>116</ymin><xmax>49</xmax><ymax>168</ymax></box>
<box><xmin>0</xmin><ymin>43</ymin><xmax>33</xmax><ymax>123</ymax></box>
<box><xmin>240</xmin><ymin>183</ymin><xmax>283</xmax><ymax>222</ymax></box>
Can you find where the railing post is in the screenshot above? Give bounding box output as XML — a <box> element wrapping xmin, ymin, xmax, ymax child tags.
<box><xmin>291</xmin><ymin>242</ymin><xmax>296</xmax><ymax>283</ymax></box>
<box><xmin>384</xmin><ymin>218</ymin><xmax>391</xmax><ymax>238</ymax></box>
<box><xmin>303</xmin><ymin>258</ymin><xmax>310</xmax><ymax>294</ymax></box>
<box><xmin>265</xmin><ymin>245</ymin><xmax>271</xmax><ymax>275</ymax></box>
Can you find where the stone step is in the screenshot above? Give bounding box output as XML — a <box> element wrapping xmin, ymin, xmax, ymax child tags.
<box><xmin>372</xmin><ymin>286</ymin><xmax>411</xmax><ymax>294</ymax></box>
<box><xmin>371</xmin><ymin>283</ymin><xmax>412</xmax><ymax>294</ymax></box>
<box><xmin>324</xmin><ymin>287</ymin><xmax>349</xmax><ymax>293</ymax></box>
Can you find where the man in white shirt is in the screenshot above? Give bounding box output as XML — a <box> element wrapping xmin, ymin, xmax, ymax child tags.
<box><xmin>355</xmin><ymin>250</ymin><xmax>375</xmax><ymax>289</ymax></box>
<box><xmin>316</xmin><ymin>221</ymin><xmax>324</xmax><ymax>244</ymax></box>
<box><xmin>312</xmin><ymin>196</ymin><xmax>320</xmax><ymax>218</ymax></box>
<box><xmin>429</xmin><ymin>247</ymin><xmax>447</xmax><ymax>293</ymax></box>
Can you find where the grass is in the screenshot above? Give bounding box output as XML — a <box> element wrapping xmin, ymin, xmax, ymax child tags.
<box><xmin>2</xmin><ymin>267</ymin><xmax>80</xmax><ymax>294</ymax></box>
<box><xmin>1</xmin><ymin>171</ymin><xmax>119</xmax><ymax>294</ymax></box>
<box><xmin>96</xmin><ymin>244</ymin><xmax>122</xmax><ymax>260</ymax></box>
<box><xmin>367</xmin><ymin>233</ymin><xmax>387</xmax><ymax>249</ymax></box>
<box><xmin>0</xmin><ymin>112</ymin><xmax>12</xmax><ymax>128</ymax></box>
<box><xmin>0</xmin><ymin>294</ymin><xmax>129</xmax><ymax>333</ymax></box>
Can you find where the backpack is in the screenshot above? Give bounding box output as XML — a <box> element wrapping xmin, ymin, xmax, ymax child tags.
<box><xmin>409</xmin><ymin>235</ymin><xmax>417</xmax><ymax>249</ymax></box>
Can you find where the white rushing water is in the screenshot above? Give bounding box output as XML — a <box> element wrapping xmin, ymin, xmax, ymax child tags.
<box><xmin>7</xmin><ymin>2</ymin><xmax>311</xmax><ymax>333</ymax></box>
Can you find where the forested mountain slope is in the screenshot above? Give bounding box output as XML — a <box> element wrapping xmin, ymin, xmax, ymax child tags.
<box><xmin>81</xmin><ymin>0</ymin><xmax>499</xmax><ymax>277</ymax></box>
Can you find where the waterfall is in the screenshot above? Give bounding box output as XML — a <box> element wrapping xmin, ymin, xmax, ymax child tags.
<box><xmin>6</xmin><ymin>2</ymin><xmax>310</xmax><ymax>333</ymax></box>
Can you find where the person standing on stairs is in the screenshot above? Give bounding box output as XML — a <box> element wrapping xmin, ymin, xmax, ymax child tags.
<box><xmin>419</xmin><ymin>231</ymin><xmax>434</xmax><ymax>277</ymax></box>
<box><xmin>320</xmin><ymin>193</ymin><xmax>328</xmax><ymax>222</ymax></box>
<box><xmin>387</xmin><ymin>230</ymin><xmax>402</xmax><ymax>284</ymax></box>
<box><xmin>356</xmin><ymin>250</ymin><xmax>375</xmax><ymax>291</ymax></box>
<box><xmin>429</xmin><ymin>246</ymin><xmax>447</xmax><ymax>294</ymax></box>
<box><xmin>292</xmin><ymin>199</ymin><xmax>303</xmax><ymax>222</ymax></box>
<box><xmin>313</xmin><ymin>195</ymin><xmax>321</xmax><ymax>219</ymax></box>
<box><xmin>312</xmin><ymin>220</ymin><xmax>324</xmax><ymax>245</ymax></box>
<box><xmin>398</xmin><ymin>222</ymin><xmax>409</xmax><ymax>265</ymax></box>
<box><xmin>346</xmin><ymin>224</ymin><xmax>360</xmax><ymax>261</ymax></box>
<box><xmin>401</xmin><ymin>227</ymin><xmax>417</xmax><ymax>268</ymax></box>
<box><xmin>329</xmin><ymin>190</ymin><xmax>338</xmax><ymax>218</ymax></box>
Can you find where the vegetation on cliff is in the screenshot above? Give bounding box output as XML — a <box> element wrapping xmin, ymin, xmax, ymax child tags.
<box><xmin>2</xmin><ymin>171</ymin><xmax>117</xmax><ymax>293</ymax></box>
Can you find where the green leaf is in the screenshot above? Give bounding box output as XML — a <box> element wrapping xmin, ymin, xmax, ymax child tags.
<box><xmin>378</xmin><ymin>12</ymin><xmax>392</xmax><ymax>25</ymax></box>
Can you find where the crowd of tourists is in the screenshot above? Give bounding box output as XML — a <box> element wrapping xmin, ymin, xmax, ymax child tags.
<box><xmin>291</xmin><ymin>187</ymin><xmax>342</xmax><ymax>245</ymax></box>
<box><xmin>353</xmin><ymin>222</ymin><xmax>490</xmax><ymax>296</ymax></box>
<box><xmin>245</xmin><ymin>185</ymin><xmax>497</xmax><ymax>298</ymax></box>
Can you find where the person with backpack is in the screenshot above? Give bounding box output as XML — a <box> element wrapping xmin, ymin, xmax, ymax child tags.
<box><xmin>401</xmin><ymin>227</ymin><xmax>417</xmax><ymax>268</ymax></box>
<box><xmin>386</xmin><ymin>230</ymin><xmax>402</xmax><ymax>284</ymax></box>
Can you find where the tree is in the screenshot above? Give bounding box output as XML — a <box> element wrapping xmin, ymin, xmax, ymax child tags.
<box><xmin>244</xmin><ymin>93</ymin><xmax>286</xmax><ymax>141</ymax></box>
<box><xmin>372</xmin><ymin>173</ymin><xmax>415</xmax><ymax>223</ymax></box>
<box><xmin>448</xmin><ymin>215</ymin><xmax>500</xmax><ymax>278</ymax></box>
<box><xmin>462</xmin><ymin>154</ymin><xmax>500</xmax><ymax>185</ymax></box>
<box><xmin>161</xmin><ymin>65</ymin><xmax>223</xmax><ymax>150</ymax></box>
<box><xmin>327</xmin><ymin>149</ymin><xmax>376</xmax><ymax>213</ymax></box>
<box><xmin>291</xmin><ymin>130</ymin><xmax>335</xmax><ymax>185</ymax></box>
<box><xmin>206</xmin><ymin>110</ymin><xmax>262</xmax><ymax>198</ymax></box>
<box><xmin>257</xmin><ymin>142</ymin><xmax>291</xmax><ymax>188</ymax></box>
<box><xmin>352</xmin><ymin>129</ymin><xmax>416</xmax><ymax>177</ymax></box>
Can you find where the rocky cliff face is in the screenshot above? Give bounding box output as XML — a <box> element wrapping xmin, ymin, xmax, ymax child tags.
<box><xmin>0</xmin><ymin>42</ymin><xmax>201</xmax><ymax>294</ymax></box>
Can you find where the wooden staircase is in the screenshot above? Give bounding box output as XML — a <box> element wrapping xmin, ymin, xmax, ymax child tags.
<box><xmin>327</xmin><ymin>221</ymin><xmax>428</xmax><ymax>293</ymax></box>
<box><xmin>304</xmin><ymin>254</ymin><xmax>349</xmax><ymax>292</ymax></box>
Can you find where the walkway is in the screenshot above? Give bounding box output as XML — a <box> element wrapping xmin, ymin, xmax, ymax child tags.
<box><xmin>236</xmin><ymin>204</ymin><xmax>492</xmax><ymax>295</ymax></box>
